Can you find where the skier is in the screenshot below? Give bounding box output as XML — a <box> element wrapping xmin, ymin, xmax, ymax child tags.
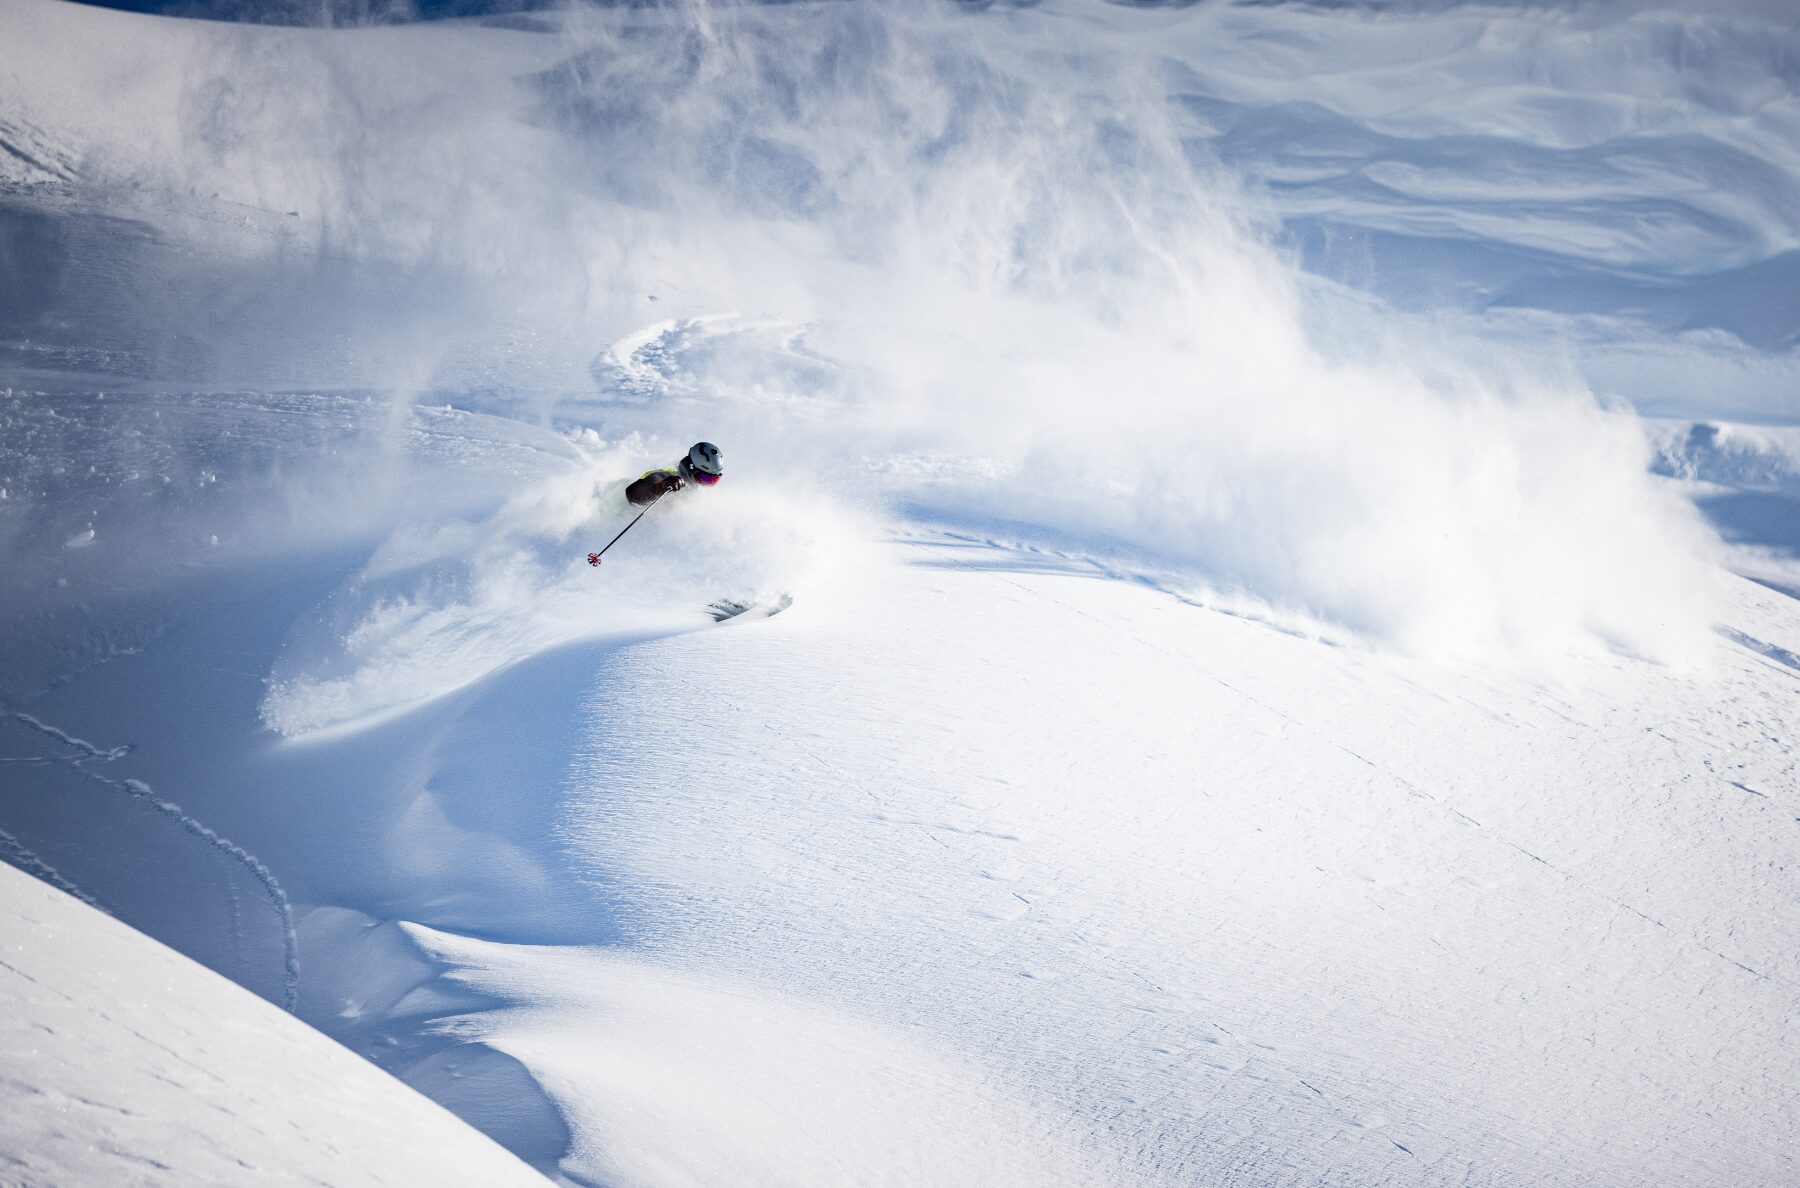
<box><xmin>588</xmin><ymin>442</ymin><xmax>723</xmax><ymax>566</ymax></box>
<box><xmin>626</xmin><ymin>441</ymin><xmax>723</xmax><ymax>506</ymax></box>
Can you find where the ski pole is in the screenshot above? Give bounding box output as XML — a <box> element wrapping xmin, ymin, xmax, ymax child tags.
<box><xmin>587</xmin><ymin>494</ymin><xmax>663</xmax><ymax>567</ymax></box>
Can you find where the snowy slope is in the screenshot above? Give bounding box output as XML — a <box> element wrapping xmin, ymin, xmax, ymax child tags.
<box><xmin>0</xmin><ymin>860</ymin><xmax>548</xmax><ymax>1186</ymax></box>
<box><xmin>544</xmin><ymin>531</ymin><xmax>1800</xmax><ymax>1186</ymax></box>
<box><xmin>5</xmin><ymin>423</ymin><xmax>1794</xmax><ymax>1186</ymax></box>
<box><xmin>2</xmin><ymin>0</ymin><xmax>1798</xmax><ymax>1185</ymax></box>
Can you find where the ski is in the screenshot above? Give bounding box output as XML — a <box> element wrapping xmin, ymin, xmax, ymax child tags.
<box><xmin>707</xmin><ymin>593</ymin><xmax>794</xmax><ymax>623</ymax></box>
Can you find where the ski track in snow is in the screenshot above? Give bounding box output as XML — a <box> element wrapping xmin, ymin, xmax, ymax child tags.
<box><xmin>0</xmin><ymin>0</ymin><xmax>1797</xmax><ymax>1183</ymax></box>
<box><xmin>1717</xmin><ymin>625</ymin><xmax>1800</xmax><ymax>678</ymax></box>
<box><xmin>2</xmin><ymin>422</ymin><xmax>1795</xmax><ymax>1184</ymax></box>
<box><xmin>9</xmin><ymin>710</ymin><xmax>301</xmax><ymax>1013</ymax></box>
<box><xmin>0</xmin><ymin>825</ymin><xmax>104</xmax><ymax>911</ymax></box>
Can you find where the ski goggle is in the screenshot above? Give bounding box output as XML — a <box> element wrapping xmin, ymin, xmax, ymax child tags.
<box><xmin>690</xmin><ymin>470</ymin><xmax>721</xmax><ymax>486</ymax></box>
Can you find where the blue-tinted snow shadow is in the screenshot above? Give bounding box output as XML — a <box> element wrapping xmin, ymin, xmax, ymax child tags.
<box><xmin>0</xmin><ymin>552</ymin><xmax>374</xmax><ymax>1006</ymax></box>
<box><xmin>892</xmin><ymin>511</ymin><xmax>1332</xmax><ymax>644</ymax></box>
<box><xmin>0</xmin><ymin>546</ymin><xmax>705</xmax><ymax>1184</ymax></box>
<box><xmin>891</xmin><ymin>502</ymin><xmax>1161</xmax><ymax>582</ymax></box>
<box><xmin>1696</xmin><ymin>492</ymin><xmax>1800</xmax><ymax>673</ymax></box>
<box><xmin>257</xmin><ymin>631</ymin><xmax>661</xmax><ymax>946</ymax></box>
<box><xmin>903</xmin><ymin>535</ymin><xmax>1115</xmax><ymax>581</ymax></box>
<box><xmin>1</xmin><ymin>550</ymin><xmax>655</xmax><ymax>953</ymax></box>
<box><xmin>1693</xmin><ymin>490</ymin><xmax>1800</xmax><ymax>559</ymax></box>
<box><xmin>251</xmin><ymin>620</ymin><xmax>702</xmax><ymax>1186</ymax></box>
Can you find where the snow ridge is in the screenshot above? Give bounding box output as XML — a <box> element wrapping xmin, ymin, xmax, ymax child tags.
<box><xmin>0</xmin><ymin>862</ymin><xmax>550</xmax><ymax>1187</ymax></box>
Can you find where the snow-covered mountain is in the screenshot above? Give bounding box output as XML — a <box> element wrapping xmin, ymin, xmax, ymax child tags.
<box><xmin>1</xmin><ymin>0</ymin><xmax>1795</xmax><ymax>1184</ymax></box>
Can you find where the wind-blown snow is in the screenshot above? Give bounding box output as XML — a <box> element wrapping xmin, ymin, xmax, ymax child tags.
<box><xmin>2</xmin><ymin>0</ymin><xmax>1797</xmax><ymax>1185</ymax></box>
<box><xmin>0</xmin><ymin>0</ymin><xmax>1745</xmax><ymax>660</ymax></box>
<box><xmin>262</xmin><ymin>436</ymin><xmax>863</xmax><ymax>733</ymax></box>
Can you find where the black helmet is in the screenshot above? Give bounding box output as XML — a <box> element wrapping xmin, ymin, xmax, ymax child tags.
<box><xmin>683</xmin><ymin>441</ymin><xmax>722</xmax><ymax>485</ymax></box>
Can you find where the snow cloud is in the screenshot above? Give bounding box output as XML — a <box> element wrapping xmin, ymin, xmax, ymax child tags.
<box><xmin>30</xmin><ymin>0</ymin><xmax>1730</xmax><ymax>670</ymax></box>
<box><xmin>262</xmin><ymin>434</ymin><xmax>861</xmax><ymax>734</ymax></box>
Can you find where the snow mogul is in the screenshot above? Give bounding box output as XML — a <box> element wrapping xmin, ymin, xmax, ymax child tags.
<box><xmin>625</xmin><ymin>441</ymin><xmax>723</xmax><ymax>506</ymax></box>
<box><xmin>588</xmin><ymin>442</ymin><xmax>723</xmax><ymax>566</ymax></box>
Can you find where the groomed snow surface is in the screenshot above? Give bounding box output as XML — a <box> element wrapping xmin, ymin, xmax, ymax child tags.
<box><xmin>2</xmin><ymin>0</ymin><xmax>1799</xmax><ymax>1185</ymax></box>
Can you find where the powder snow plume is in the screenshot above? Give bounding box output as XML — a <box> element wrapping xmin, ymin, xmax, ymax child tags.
<box><xmin>11</xmin><ymin>0</ymin><xmax>1726</xmax><ymax>662</ymax></box>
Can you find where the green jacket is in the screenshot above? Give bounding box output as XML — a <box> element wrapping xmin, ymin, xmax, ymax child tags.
<box><xmin>625</xmin><ymin>467</ymin><xmax>685</xmax><ymax>507</ymax></box>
